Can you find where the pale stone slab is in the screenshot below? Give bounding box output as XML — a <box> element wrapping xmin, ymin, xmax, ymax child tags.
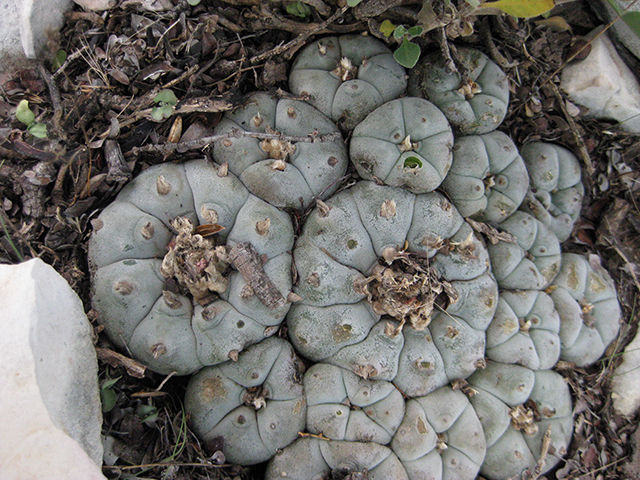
<box><xmin>612</xmin><ymin>329</ymin><xmax>640</xmax><ymax>416</ymax></box>
<box><xmin>561</xmin><ymin>29</ymin><xmax>640</xmax><ymax>134</ymax></box>
<box><xmin>0</xmin><ymin>258</ymin><xmax>106</xmax><ymax>480</ymax></box>
<box><xmin>0</xmin><ymin>0</ymin><xmax>73</xmax><ymax>71</ymax></box>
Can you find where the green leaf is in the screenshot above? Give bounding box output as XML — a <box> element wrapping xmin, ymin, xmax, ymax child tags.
<box><xmin>151</xmin><ymin>108</ymin><xmax>164</xmax><ymax>122</ymax></box>
<box><xmin>151</xmin><ymin>104</ymin><xmax>174</xmax><ymax>122</ymax></box>
<box><xmin>136</xmin><ymin>404</ymin><xmax>159</xmax><ymax>423</ymax></box>
<box><xmin>465</xmin><ymin>0</ymin><xmax>481</xmax><ymax>6</ymax></box>
<box><xmin>102</xmin><ymin>376</ymin><xmax>121</xmax><ymax>389</ymax></box>
<box><xmin>187</xmin><ymin>0</ymin><xmax>201</xmax><ymax>4</ymax></box>
<box><xmin>393</xmin><ymin>37</ymin><xmax>421</xmax><ymax>68</ymax></box>
<box><xmin>286</xmin><ymin>1</ymin><xmax>311</xmax><ymax>17</ymax></box>
<box><xmin>153</xmin><ymin>89</ymin><xmax>178</xmax><ymax>105</ymax></box>
<box><xmin>52</xmin><ymin>50</ymin><xmax>67</xmax><ymax>71</ymax></box>
<box><xmin>622</xmin><ymin>12</ymin><xmax>640</xmax><ymax>39</ymax></box>
<box><xmin>100</xmin><ymin>376</ymin><xmax>121</xmax><ymax>413</ymax></box>
<box><xmin>101</xmin><ymin>388</ymin><xmax>117</xmax><ymax>413</ymax></box>
<box><xmin>479</xmin><ymin>0</ymin><xmax>555</xmax><ymax>18</ymax></box>
<box><xmin>407</xmin><ymin>25</ymin><xmax>423</xmax><ymax>37</ymax></box>
<box><xmin>404</xmin><ymin>156</ymin><xmax>423</xmax><ymax>169</ymax></box>
<box><xmin>16</xmin><ymin>100</ymin><xmax>35</xmax><ymax>126</ymax></box>
<box><xmin>346</xmin><ymin>0</ymin><xmax>362</xmax><ymax>6</ymax></box>
<box><xmin>380</xmin><ymin>19</ymin><xmax>396</xmax><ymax>37</ymax></box>
<box><xmin>27</xmin><ymin>123</ymin><xmax>48</xmax><ymax>138</ymax></box>
<box><xmin>394</xmin><ymin>25</ymin><xmax>407</xmax><ymax>39</ymax></box>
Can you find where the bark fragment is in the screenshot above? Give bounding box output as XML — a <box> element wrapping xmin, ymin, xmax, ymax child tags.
<box><xmin>229</xmin><ymin>242</ymin><xmax>287</xmax><ymax>310</ymax></box>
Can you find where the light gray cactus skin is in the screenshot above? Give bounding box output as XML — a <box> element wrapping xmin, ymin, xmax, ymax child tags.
<box><xmin>265</xmin><ymin>437</ymin><xmax>410</xmax><ymax>480</ymax></box>
<box><xmin>550</xmin><ymin>253</ymin><xmax>622</xmax><ymax>366</ymax></box>
<box><xmin>304</xmin><ymin>363</ymin><xmax>405</xmax><ymax>444</ymax></box>
<box><xmin>391</xmin><ymin>386</ymin><xmax>486</xmax><ymax>480</ymax></box>
<box><xmin>289</xmin><ymin>35</ymin><xmax>407</xmax><ymax>131</ymax></box>
<box><xmin>88</xmin><ymin>160</ymin><xmax>294</xmax><ymax>375</ymax></box>
<box><xmin>212</xmin><ymin>92</ymin><xmax>348</xmax><ymax>209</ymax></box>
<box><xmin>468</xmin><ymin>362</ymin><xmax>573</xmax><ymax>480</ymax></box>
<box><xmin>287</xmin><ymin>181</ymin><xmax>497</xmax><ymax>397</ymax></box>
<box><xmin>442</xmin><ymin>131</ymin><xmax>530</xmax><ymax>222</ymax></box>
<box><xmin>520</xmin><ymin>142</ymin><xmax>584</xmax><ymax>242</ymax></box>
<box><xmin>408</xmin><ymin>47</ymin><xmax>509</xmax><ymax>135</ymax></box>
<box><xmin>184</xmin><ymin>337</ymin><xmax>306</xmax><ymax>466</ymax></box>
<box><xmin>487</xmin><ymin>211</ymin><xmax>561</xmax><ymax>291</ymax></box>
<box><xmin>486</xmin><ymin>290</ymin><xmax>561</xmax><ymax>370</ymax></box>
<box><xmin>350</xmin><ymin>97</ymin><xmax>454</xmax><ymax>194</ymax></box>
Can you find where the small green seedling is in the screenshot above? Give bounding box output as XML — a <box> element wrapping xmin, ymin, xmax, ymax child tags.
<box><xmin>136</xmin><ymin>403</ymin><xmax>159</xmax><ymax>426</ymax></box>
<box><xmin>404</xmin><ymin>156</ymin><xmax>423</xmax><ymax>169</ymax></box>
<box><xmin>347</xmin><ymin>0</ymin><xmax>362</xmax><ymax>6</ymax></box>
<box><xmin>52</xmin><ymin>49</ymin><xmax>67</xmax><ymax>71</ymax></box>
<box><xmin>187</xmin><ymin>0</ymin><xmax>201</xmax><ymax>5</ymax></box>
<box><xmin>380</xmin><ymin>21</ymin><xmax>424</xmax><ymax>69</ymax></box>
<box><xmin>15</xmin><ymin>100</ymin><xmax>48</xmax><ymax>139</ymax></box>
<box><xmin>151</xmin><ymin>89</ymin><xmax>178</xmax><ymax>122</ymax></box>
<box><xmin>286</xmin><ymin>1</ymin><xmax>311</xmax><ymax>18</ymax></box>
<box><xmin>100</xmin><ymin>375</ymin><xmax>121</xmax><ymax>413</ymax></box>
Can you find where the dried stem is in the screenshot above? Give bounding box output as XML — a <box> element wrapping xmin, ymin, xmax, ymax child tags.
<box><xmin>229</xmin><ymin>242</ymin><xmax>287</xmax><ymax>310</ymax></box>
<box><xmin>548</xmin><ymin>82</ymin><xmax>594</xmax><ymax>175</ymax></box>
<box><xmin>130</xmin><ymin>128</ymin><xmax>342</xmax><ymax>156</ymax></box>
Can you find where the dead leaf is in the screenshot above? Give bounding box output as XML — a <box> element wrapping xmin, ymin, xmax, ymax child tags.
<box><xmin>478</xmin><ymin>0</ymin><xmax>555</xmax><ymax>18</ymax></box>
<box><xmin>535</xmin><ymin>15</ymin><xmax>572</xmax><ymax>32</ymax></box>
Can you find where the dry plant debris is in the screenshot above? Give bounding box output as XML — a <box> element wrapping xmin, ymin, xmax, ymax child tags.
<box><xmin>357</xmin><ymin>244</ymin><xmax>458</xmax><ymax>335</ymax></box>
<box><xmin>161</xmin><ymin>216</ymin><xmax>228</xmax><ymax>305</ymax></box>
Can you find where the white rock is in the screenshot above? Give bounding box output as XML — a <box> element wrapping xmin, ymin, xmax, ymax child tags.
<box><xmin>0</xmin><ymin>258</ymin><xmax>106</xmax><ymax>480</ymax></box>
<box><xmin>561</xmin><ymin>28</ymin><xmax>640</xmax><ymax>134</ymax></box>
<box><xmin>0</xmin><ymin>0</ymin><xmax>72</xmax><ymax>70</ymax></box>
<box><xmin>73</xmin><ymin>0</ymin><xmax>117</xmax><ymax>11</ymax></box>
<box><xmin>612</xmin><ymin>328</ymin><xmax>640</xmax><ymax>416</ymax></box>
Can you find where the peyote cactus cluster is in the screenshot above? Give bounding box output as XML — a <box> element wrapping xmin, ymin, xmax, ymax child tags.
<box><xmin>88</xmin><ymin>34</ymin><xmax>622</xmax><ymax>480</ymax></box>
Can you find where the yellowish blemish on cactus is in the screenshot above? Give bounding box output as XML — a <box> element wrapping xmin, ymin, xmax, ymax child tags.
<box><xmin>587</xmin><ymin>272</ymin><xmax>608</xmax><ymax>293</ymax></box>
<box><xmin>201</xmin><ymin>375</ymin><xmax>227</xmax><ymax>401</ymax></box>
<box><xmin>416</xmin><ymin>415</ymin><xmax>428</xmax><ymax>435</ymax></box>
<box><xmin>332</xmin><ymin>323</ymin><xmax>352</xmax><ymax>343</ymax></box>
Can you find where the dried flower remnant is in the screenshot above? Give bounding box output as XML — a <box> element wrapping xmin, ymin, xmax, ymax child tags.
<box><xmin>358</xmin><ymin>245</ymin><xmax>458</xmax><ymax>335</ymax></box>
<box><xmin>457</xmin><ymin>78</ymin><xmax>482</xmax><ymax>100</ymax></box>
<box><xmin>333</xmin><ymin>56</ymin><xmax>358</xmax><ymax>82</ymax></box>
<box><xmin>161</xmin><ymin>217</ymin><xmax>229</xmax><ymax>305</ymax></box>
<box><xmin>260</xmin><ymin>127</ymin><xmax>296</xmax><ymax>162</ymax></box>
<box><xmin>509</xmin><ymin>404</ymin><xmax>539</xmax><ymax>436</ymax></box>
<box><xmin>244</xmin><ymin>385</ymin><xmax>269</xmax><ymax>410</ymax></box>
<box><xmin>399</xmin><ymin>135</ymin><xmax>418</xmax><ymax>153</ymax></box>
